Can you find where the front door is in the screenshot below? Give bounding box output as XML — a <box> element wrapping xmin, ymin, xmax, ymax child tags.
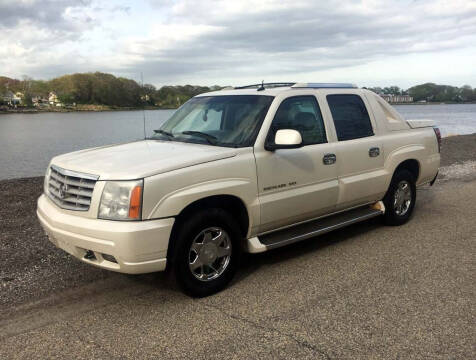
<box><xmin>254</xmin><ymin>95</ymin><xmax>339</xmax><ymax>233</ymax></box>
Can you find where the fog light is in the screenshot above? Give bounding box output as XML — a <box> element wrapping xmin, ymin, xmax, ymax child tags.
<box><xmin>102</xmin><ymin>253</ymin><xmax>117</xmax><ymax>263</ymax></box>
<box><xmin>84</xmin><ymin>250</ymin><xmax>96</xmax><ymax>260</ymax></box>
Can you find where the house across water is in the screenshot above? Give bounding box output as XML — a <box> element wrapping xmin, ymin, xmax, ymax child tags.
<box><xmin>380</xmin><ymin>94</ymin><xmax>413</xmax><ymax>103</ymax></box>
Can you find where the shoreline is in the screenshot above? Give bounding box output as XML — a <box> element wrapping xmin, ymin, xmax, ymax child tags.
<box><xmin>0</xmin><ymin>105</ymin><xmax>176</xmax><ymax>114</ymax></box>
<box><xmin>393</xmin><ymin>101</ymin><xmax>476</xmax><ymax>105</ymax></box>
<box><xmin>0</xmin><ymin>133</ymin><xmax>474</xmax><ymax>182</ymax></box>
<box><xmin>2</xmin><ymin>101</ymin><xmax>476</xmax><ymax>115</ymax></box>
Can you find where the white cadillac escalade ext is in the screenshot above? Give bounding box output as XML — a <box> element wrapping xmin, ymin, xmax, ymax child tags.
<box><xmin>37</xmin><ymin>83</ymin><xmax>441</xmax><ymax>296</ymax></box>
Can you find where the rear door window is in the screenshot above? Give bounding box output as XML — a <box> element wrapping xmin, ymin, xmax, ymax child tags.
<box><xmin>327</xmin><ymin>94</ymin><xmax>374</xmax><ymax>141</ymax></box>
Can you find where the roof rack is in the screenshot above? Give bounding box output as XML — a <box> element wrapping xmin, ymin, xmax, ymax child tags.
<box><xmin>235</xmin><ymin>82</ymin><xmax>296</xmax><ymax>89</ymax></box>
<box><xmin>233</xmin><ymin>82</ymin><xmax>358</xmax><ymax>91</ymax></box>
<box><xmin>291</xmin><ymin>83</ymin><xmax>358</xmax><ymax>89</ymax></box>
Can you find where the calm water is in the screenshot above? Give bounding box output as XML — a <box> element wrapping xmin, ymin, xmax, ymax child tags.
<box><xmin>0</xmin><ymin>110</ymin><xmax>174</xmax><ymax>180</ymax></box>
<box><xmin>393</xmin><ymin>104</ymin><xmax>476</xmax><ymax>137</ymax></box>
<box><xmin>0</xmin><ymin>104</ymin><xmax>475</xmax><ymax>180</ymax></box>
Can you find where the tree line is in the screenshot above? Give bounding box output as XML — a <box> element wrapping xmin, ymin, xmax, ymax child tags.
<box><xmin>1</xmin><ymin>72</ymin><xmax>476</xmax><ymax>108</ymax></box>
<box><xmin>366</xmin><ymin>83</ymin><xmax>476</xmax><ymax>102</ymax></box>
<box><xmin>0</xmin><ymin>72</ymin><xmax>221</xmax><ymax>108</ymax></box>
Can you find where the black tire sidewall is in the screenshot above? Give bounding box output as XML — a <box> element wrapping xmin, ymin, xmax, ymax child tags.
<box><xmin>383</xmin><ymin>169</ymin><xmax>417</xmax><ymax>226</ymax></box>
<box><xmin>172</xmin><ymin>208</ymin><xmax>241</xmax><ymax>297</ymax></box>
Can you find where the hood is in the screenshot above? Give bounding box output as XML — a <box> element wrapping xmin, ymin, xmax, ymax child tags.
<box><xmin>52</xmin><ymin>140</ymin><xmax>237</xmax><ymax>180</ymax></box>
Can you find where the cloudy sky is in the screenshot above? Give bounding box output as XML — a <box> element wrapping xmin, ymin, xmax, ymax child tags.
<box><xmin>1</xmin><ymin>0</ymin><xmax>476</xmax><ymax>88</ymax></box>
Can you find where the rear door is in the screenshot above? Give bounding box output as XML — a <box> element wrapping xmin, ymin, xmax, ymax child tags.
<box><xmin>323</xmin><ymin>92</ymin><xmax>386</xmax><ymax>210</ymax></box>
<box><xmin>254</xmin><ymin>93</ymin><xmax>339</xmax><ymax>233</ymax></box>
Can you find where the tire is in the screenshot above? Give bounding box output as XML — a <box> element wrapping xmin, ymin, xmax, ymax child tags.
<box><xmin>171</xmin><ymin>208</ymin><xmax>241</xmax><ymax>297</ymax></box>
<box><xmin>382</xmin><ymin>169</ymin><xmax>416</xmax><ymax>226</ymax></box>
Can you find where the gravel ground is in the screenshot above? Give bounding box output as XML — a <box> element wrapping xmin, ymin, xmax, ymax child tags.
<box><xmin>0</xmin><ymin>178</ymin><xmax>112</xmax><ymax>311</ymax></box>
<box><xmin>0</xmin><ymin>134</ymin><xmax>475</xmax><ymax>359</ymax></box>
<box><xmin>439</xmin><ymin>133</ymin><xmax>476</xmax><ymax>166</ymax></box>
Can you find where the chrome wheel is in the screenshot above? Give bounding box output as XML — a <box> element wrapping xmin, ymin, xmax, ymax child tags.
<box><xmin>188</xmin><ymin>227</ymin><xmax>232</xmax><ymax>282</ymax></box>
<box><xmin>394</xmin><ymin>180</ymin><xmax>412</xmax><ymax>216</ymax></box>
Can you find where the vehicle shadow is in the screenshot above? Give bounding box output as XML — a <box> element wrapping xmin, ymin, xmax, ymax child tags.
<box><xmin>231</xmin><ymin>186</ymin><xmax>438</xmax><ymax>288</ymax></box>
<box><xmin>232</xmin><ymin>217</ymin><xmax>383</xmax><ymax>286</ymax></box>
<box><xmin>129</xmin><ymin>216</ymin><xmax>391</xmax><ymax>294</ymax></box>
<box><xmin>137</xmin><ymin>217</ymin><xmax>385</xmax><ymax>295</ymax></box>
<box><xmin>124</xmin><ymin>197</ymin><xmax>434</xmax><ymax>296</ymax></box>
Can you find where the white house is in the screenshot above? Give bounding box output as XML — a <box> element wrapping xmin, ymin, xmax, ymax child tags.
<box><xmin>380</xmin><ymin>94</ymin><xmax>413</xmax><ymax>103</ymax></box>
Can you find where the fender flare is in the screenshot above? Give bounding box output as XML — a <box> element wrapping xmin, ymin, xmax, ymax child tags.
<box><xmin>147</xmin><ymin>178</ymin><xmax>259</xmax><ymax>235</ymax></box>
<box><xmin>383</xmin><ymin>144</ymin><xmax>423</xmax><ymax>189</ymax></box>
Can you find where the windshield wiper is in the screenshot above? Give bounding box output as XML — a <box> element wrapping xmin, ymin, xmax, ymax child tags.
<box><xmin>182</xmin><ymin>131</ymin><xmax>217</xmax><ymax>145</ymax></box>
<box><xmin>153</xmin><ymin>129</ymin><xmax>174</xmax><ymax>138</ymax></box>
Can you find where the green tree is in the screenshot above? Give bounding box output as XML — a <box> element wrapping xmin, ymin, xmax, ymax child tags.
<box><xmin>382</xmin><ymin>86</ymin><xmax>401</xmax><ymax>95</ymax></box>
<box><xmin>58</xmin><ymin>93</ymin><xmax>75</xmax><ymax>104</ymax></box>
<box><xmin>460</xmin><ymin>85</ymin><xmax>474</xmax><ymax>102</ymax></box>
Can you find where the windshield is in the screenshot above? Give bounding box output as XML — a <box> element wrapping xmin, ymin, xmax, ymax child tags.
<box><xmin>151</xmin><ymin>95</ymin><xmax>274</xmax><ymax>147</ymax></box>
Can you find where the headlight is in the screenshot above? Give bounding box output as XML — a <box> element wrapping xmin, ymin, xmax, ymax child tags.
<box><xmin>98</xmin><ymin>180</ymin><xmax>143</xmax><ymax>220</ymax></box>
<box><xmin>44</xmin><ymin>166</ymin><xmax>51</xmax><ymax>195</ymax></box>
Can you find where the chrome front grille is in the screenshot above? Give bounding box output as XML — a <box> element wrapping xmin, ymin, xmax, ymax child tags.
<box><xmin>47</xmin><ymin>165</ymin><xmax>99</xmax><ymax>211</ymax></box>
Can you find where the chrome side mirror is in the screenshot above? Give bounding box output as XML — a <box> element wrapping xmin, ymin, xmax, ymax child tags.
<box><xmin>265</xmin><ymin>129</ymin><xmax>303</xmax><ymax>151</ymax></box>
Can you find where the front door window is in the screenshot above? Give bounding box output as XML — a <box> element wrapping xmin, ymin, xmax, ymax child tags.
<box><xmin>268</xmin><ymin>96</ymin><xmax>327</xmax><ymax>146</ymax></box>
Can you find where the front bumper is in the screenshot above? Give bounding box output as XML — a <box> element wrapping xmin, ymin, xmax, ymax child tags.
<box><xmin>37</xmin><ymin>194</ymin><xmax>174</xmax><ymax>274</ymax></box>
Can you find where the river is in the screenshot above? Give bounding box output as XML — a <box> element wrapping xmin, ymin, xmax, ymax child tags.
<box><xmin>0</xmin><ymin>104</ymin><xmax>475</xmax><ymax>180</ymax></box>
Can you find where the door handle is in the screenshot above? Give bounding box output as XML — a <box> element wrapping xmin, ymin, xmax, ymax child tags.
<box><xmin>369</xmin><ymin>147</ymin><xmax>380</xmax><ymax>157</ymax></box>
<box><xmin>323</xmin><ymin>153</ymin><xmax>336</xmax><ymax>165</ymax></box>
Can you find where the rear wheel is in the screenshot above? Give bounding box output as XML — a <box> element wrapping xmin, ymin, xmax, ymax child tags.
<box><xmin>172</xmin><ymin>208</ymin><xmax>241</xmax><ymax>297</ymax></box>
<box><xmin>382</xmin><ymin>169</ymin><xmax>416</xmax><ymax>226</ymax></box>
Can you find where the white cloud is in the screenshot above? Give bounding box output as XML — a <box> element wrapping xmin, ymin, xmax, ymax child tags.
<box><xmin>1</xmin><ymin>0</ymin><xmax>476</xmax><ymax>87</ymax></box>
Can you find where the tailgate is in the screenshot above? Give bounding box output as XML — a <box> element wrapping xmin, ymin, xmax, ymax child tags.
<box><xmin>406</xmin><ymin>119</ymin><xmax>435</xmax><ymax>129</ymax></box>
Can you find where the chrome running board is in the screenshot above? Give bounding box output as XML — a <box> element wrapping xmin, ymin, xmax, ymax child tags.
<box><xmin>247</xmin><ymin>204</ymin><xmax>384</xmax><ymax>253</ymax></box>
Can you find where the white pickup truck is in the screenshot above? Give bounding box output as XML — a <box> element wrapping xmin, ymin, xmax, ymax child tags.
<box><xmin>37</xmin><ymin>83</ymin><xmax>441</xmax><ymax>296</ymax></box>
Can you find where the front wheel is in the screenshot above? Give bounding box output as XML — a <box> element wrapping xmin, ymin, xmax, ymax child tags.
<box><xmin>172</xmin><ymin>208</ymin><xmax>241</xmax><ymax>297</ymax></box>
<box><xmin>382</xmin><ymin>169</ymin><xmax>416</xmax><ymax>226</ymax></box>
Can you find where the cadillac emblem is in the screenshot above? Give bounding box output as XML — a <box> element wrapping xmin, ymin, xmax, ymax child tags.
<box><xmin>59</xmin><ymin>184</ymin><xmax>67</xmax><ymax>199</ymax></box>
